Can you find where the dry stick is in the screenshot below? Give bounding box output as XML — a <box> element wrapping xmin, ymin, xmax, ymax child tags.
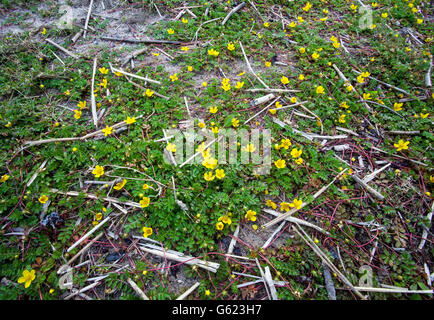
<box><xmin>262</xmin><ymin>169</ymin><xmax>348</xmax><ymax>229</ymax></box>
<box><xmin>173</xmin><ymin>9</ymin><xmax>185</xmax><ymax>20</ymax></box>
<box><xmin>263</xmin><ymin>266</ymin><xmax>279</xmax><ymax>300</ymax></box>
<box><xmin>126</xmin><ymin>77</ymin><xmax>169</xmax><ymax>99</ymax></box>
<box><xmin>244</xmin><ymin>96</ymin><xmax>281</xmax><ymax>124</ymax></box>
<box><xmin>67</xmin><ymin>216</ymin><xmax>111</xmax><ymax>253</ymax></box>
<box><xmin>254</xmin><ymin>258</ymin><xmax>271</xmax><ymax>300</ymax></box>
<box><xmin>352</xmin><ymin>287</ymin><xmax>433</xmax><ymax>294</ymax></box>
<box><xmin>262</xmin><ymin>209</ymin><xmax>330</xmax><ymax>235</ymax></box>
<box><xmin>153</xmin><ymin>46</ymin><xmax>174</xmax><ymax>60</ymax></box>
<box><xmin>184</xmin><ymin>96</ymin><xmax>192</xmax><ymax>118</ymax></box>
<box><xmin>122</xmin><ymin>47</ymin><xmax>147</xmax><ymax>66</ymax></box>
<box><xmin>362</xmin><ymin>163</ymin><xmax>391</xmax><ymax>184</ymax></box>
<box><xmin>297</xmin><ymin>102</ymin><xmax>324</xmax><ymax>134</ymax></box>
<box><xmin>100</xmin><ymin>36</ymin><xmax>182</xmax><ymax>45</ymax></box>
<box><xmin>239</xmin><ymin>41</ymin><xmax>269</xmax><ymax>89</ymax></box>
<box><xmin>192</xmin><ymin>17</ymin><xmax>222</xmax><ymax>42</ymax></box>
<box><xmin>246</xmin><ymin>88</ymin><xmax>300</xmax><ymax>93</ymax></box>
<box><xmin>25</xmin><ymin>116</ymin><xmax>144</xmax><ymax>147</ymax></box>
<box><xmin>293</xmin><ymin>224</ymin><xmax>366</xmax><ymax>300</ymax></box>
<box><xmin>353</xmin><ymin>70</ymin><xmax>411</xmax><ymax>96</ymax></box>
<box><xmin>336</xmin><ymin>126</ymin><xmax>359</xmax><ymax>137</ymax></box>
<box><xmin>222</xmin><ymin>2</ymin><xmax>246</xmax><ymax>25</ymax></box>
<box><xmin>50</xmin><ymin>188</ymin><xmax>142</xmax><ymax>208</ymax></box>
<box><xmin>370</xmin><ymin>145</ymin><xmax>430</xmax><ymax>168</ymax></box>
<box><xmin>185</xmin><ymin>8</ymin><xmax>197</xmax><ymax>18</ymax></box>
<box><xmin>272</xmin><ymin>101</ymin><xmax>309</xmax><ymax>112</ymax></box>
<box><xmin>57</xmin><ymin>232</ymin><xmax>104</xmax><ymax>274</ymax></box>
<box><xmin>90</xmin><ymin>57</ymin><xmax>98</xmax><ymax>128</ymax></box>
<box><xmin>361</xmin><ymin>100</ymin><xmax>404</xmax><ymax>118</ymax></box>
<box><xmin>418</xmin><ymin>201</ymin><xmax>433</xmax><ymax>250</ymax></box>
<box><xmin>226</xmin><ymin>225</ymin><xmax>240</xmax><ymax>261</ymax></box>
<box><xmin>179</xmin><ymin>135</ymin><xmax>223</xmax><ymax>168</ymax></box>
<box><xmin>387</xmin><ymin>130</ymin><xmax>420</xmax><ymax>135</ymax></box>
<box><xmin>425</xmin><ymin>57</ymin><xmax>433</xmax><ymax>87</ymax></box>
<box><xmin>64</xmin><ymin>281</ymin><xmax>100</xmax><ymax>300</ymax></box>
<box><xmin>176</xmin><ymin>282</ymin><xmax>200</xmax><ymax>300</ymax></box>
<box><xmin>45</xmin><ymin>38</ymin><xmax>79</xmax><ymax>59</ymax></box>
<box><xmin>262</xmin><ymin>221</ymin><xmax>285</xmax><ymax>249</ymax></box>
<box><xmin>26</xmin><ymin>159</ymin><xmax>48</xmax><ymax>187</ymax></box>
<box><xmin>352</xmin><ymin>174</ymin><xmax>385</xmax><ymax>200</ymax></box>
<box><xmin>111</xmin><ymin>66</ymin><xmax>161</xmax><ymax>85</ymax></box>
<box><xmin>248</xmin><ymin>0</ymin><xmax>265</xmax><ymax>22</ymax></box>
<box><xmin>83</xmin><ymin>0</ymin><xmax>94</xmax><ymax>39</ymax></box>
<box><xmin>127</xmin><ymin>278</ymin><xmax>149</xmax><ymax>300</ymax></box>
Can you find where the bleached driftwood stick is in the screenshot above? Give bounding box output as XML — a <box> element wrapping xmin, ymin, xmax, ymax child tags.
<box><xmin>139</xmin><ymin>246</ymin><xmax>220</xmax><ymax>272</ymax></box>
<box><xmin>244</xmin><ymin>96</ymin><xmax>280</xmax><ymax>124</ymax></box>
<box><xmin>353</xmin><ymin>287</ymin><xmax>433</xmax><ymax>294</ymax></box>
<box><xmin>184</xmin><ymin>96</ymin><xmax>192</xmax><ymax>118</ymax></box>
<box><xmin>293</xmin><ymin>224</ymin><xmax>366</xmax><ymax>300</ymax></box>
<box><xmin>64</xmin><ymin>281</ymin><xmax>100</xmax><ymax>300</ymax></box>
<box><xmin>262</xmin><ymin>169</ymin><xmax>348</xmax><ymax>229</ymax></box>
<box><xmin>83</xmin><ymin>0</ymin><xmax>94</xmax><ymax>39</ymax></box>
<box><xmin>255</xmin><ymin>258</ymin><xmax>271</xmax><ymax>300</ymax></box>
<box><xmin>418</xmin><ymin>202</ymin><xmax>433</xmax><ymax>250</ymax></box>
<box><xmin>222</xmin><ymin>2</ymin><xmax>246</xmax><ymax>25</ymax></box>
<box><xmin>262</xmin><ymin>221</ymin><xmax>285</xmax><ymax>249</ymax></box>
<box><xmin>362</xmin><ymin>163</ymin><xmax>391</xmax><ymax>184</ymax></box>
<box><xmin>26</xmin><ymin>159</ymin><xmax>48</xmax><ymax>187</ymax></box>
<box><xmin>246</xmin><ymin>88</ymin><xmax>300</xmax><ymax>93</ymax></box>
<box><xmin>352</xmin><ymin>174</ymin><xmax>385</xmax><ymax>200</ymax></box>
<box><xmin>250</xmin><ymin>93</ymin><xmax>275</xmax><ymax>107</ymax></box>
<box><xmin>58</xmin><ymin>232</ymin><xmax>104</xmax><ymax>274</ymax></box>
<box><xmin>176</xmin><ymin>282</ymin><xmax>200</xmax><ymax>300</ymax></box>
<box><xmin>226</xmin><ymin>224</ymin><xmax>240</xmax><ymax>260</ymax></box>
<box><xmin>90</xmin><ymin>57</ymin><xmax>98</xmax><ymax>128</ymax></box>
<box><xmin>263</xmin><ymin>266</ymin><xmax>279</xmax><ymax>300</ymax></box>
<box><xmin>67</xmin><ymin>216</ymin><xmax>111</xmax><ymax>252</ymax></box>
<box><xmin>45</xmin><ymin>38</ymin><xmax>79</xmax><ymax>59</ymax></box>
<box><xmin>50</xmin><ymin>188</ymin><xmax>142</xmax><ymax>208</ymax></box>
<box><xmin>111</xmin><ymin>66</ymin><xmax>161</xmax><ymax>85</ymax></box>
<box><xmin>127</xmin><ymin>278</ymin><xmax>149</xmax><ymax>300</ymax></box>
<box><xmin>262</xmin><ymin>209</ymin><xmax>330</xmax><ymax>235</ymax></box>
<box><xmin>239</xmin><ymin>41</ymin><xmax>269</xmax><ymax>89</ymax></box>
<box><xmin>122</xmin><ymin>47</ymin><xmax>147</xmax><ymax>66</ymax></box>
<box><xmin>425</xmin><ymin>57</ymin><xmax>433</xmax><ymax>87</ymax></box>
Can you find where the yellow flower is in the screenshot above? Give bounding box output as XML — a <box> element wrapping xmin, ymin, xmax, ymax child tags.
<box><xmin>216</xmin><ymin>222</ymin><xmax>224</xmax><ymax>230</ymax></box>
<box><xmin>280</xmin><ymin>138</ymin><xmax>292</xmax><ymax>149</ymax></box>
<box><xmin>1</xmin><ymin>174</ymin><xmax>10</xmax><ymax>183</ymax></box>
<box><xmin>42</xmin><ymin>28</ymin><xmax>47</xmax><ymax>35</ymax></box>
<box><xmin>92</xmin><ymin>165</ymin><xmax>104</xmax><ymax>178</ymax></box>
<box><xmin>417</xmin><ymin>19</ymin><xmax>423</xmax><ymax>24</ymax></box>
<box><xmin>312</xmin><ymin>52</ymin><xmax>320</xmax><ymax>60</ymax></box>
<box><xmin>113</xmin><ymin>179</ymin><xmax>127</xmax><ymax>190</ymax></box>
<box><xmin>211</xmin><ymin>126</ymin><xmax>219</xmax><ymax>134</ymax></box>
<box><xmin>316</xmin><ymin>86</ymin><xmax>325</xmax><ymax>94</ymax></box>
<box><xmin>202</xmin><ymin>81</ymin><xmax>207</xmax><ymax>87</ymax></box>
<box><xmin>332</xmin><ymin>41</ymin><xmax>341</xmax><ymax>49</ymax></box>
<box><xmin>182</xmin><ymin>18</ymin><xmax>188</xmax><ymax>23</ymax></box>
<box><xmin>289</xmin><ymin>21</ymin><xmax>297</xmax><ymax>28</ymax></box>
<box><xmin>338</xmin><ymin>114</ymin><xmax>346</xmax><ymax>123</ymax></box>
<box><xmin>204</xmin><ymin>172</ymin><xmax>215</xmax><ymax>181</ymax></box>
<box><xmin>142</xmin><ymin>226</ymin><xmax>153</xmax><ymax>237</ymax></box>
<box><xmin>170</xmin><ymin>73</ymin><xmax>178</xmax><ymax>82</ymax></box>
<box><xmin>303</xmin><ymin>2</ymin><xmax>312</xmax><ymax>12</ymax></box>
<box><xmin>245</xmin><ymin>210</ymin><xmax>257</xmax><ymax>222</ymax></box>
<box><xmin>351</xmin><ymin>4</ymin><xmax>358</xmax><ymax>11</ymax></box>
<box><xmin>151</xmin><ymin>52</ymin><xmax>160</xmax><ymax>57</ymax></box>
<box><xmin>341</xmin><ymin>102</ymin><xmax>349</xmax><ymax>109</ymax></box>
<box><xmin>142</xmin><ymin>183</ymin><xmax>150</xmax><ymax>190</ymax></box>
<box><xmin>72</xmin><ymin>109</ymin><xmax>81</xmax><ymax>120</ymax></box>
<box><xmin>167</xmin><ymin>28</ymin><xmax>174</xmax><ymax>34</ymax></box>
<box><xmin>297</xmin><ymin>16</ymin><xmax>304</xmax><ymax>23</ymax></box>
<box><xmin>280</xmin><ymin>202</ymin><xmax>291</xmax><ymax>212</ymax></box>
<box><xmin>289</xmin><ymin>198</ymin><xmax>303</xmax><ymax>210</ymax></box>
<box><xmin>281</xmin><ymin>76</ymin><xmax>290</xmax><ymax>85</ymax></box>
<box><xmin>295</xmin><ymin>157</ymin><xmax>303</xmax><ymax>165</ymax></box>
<box><xmin>381</xmin><ymin>12</ymin><xmax>388</xmax><ymax>18</ymax></box>
<box><xmin>187</xmin><ymin>66</ymin><xmax>193</xmax><ymax>72</ymax></box>
<box><xmin>77</xmin><ymin>101</ymin><xmax>86</xmax><ymax>109</ymax></box>
<box><xmin>394</xmin><ymin>140</ymin><xmax>410</xmax><ymax>152</ymax></box>
<box><xmin>299</xmin><ymin>47</ymin><xmax>306</xmax><ymax>54</ymax></box>
<box><xmin>266</xmin><ymin>200</ymin><xmax>277</xmax><ymax>210</ymax></box>
<box><xmin>371</xmin><ymin>2</ymin><xmax>378</xmax><ymax>8</ymax></box>
<box><xmin>235</xmin><ymin>81</ymin><xmax>244</xmax><ymax>89</ymax></box>
<box><xmin>290</xmin><ymin>148</ymin><xmax>302</xmax><ymax>158</ymax></box>
<box><xmin>166</xmin><ymin>143</ymin><xmax>176</xmax><ymax>153</ymax></box>
<box><xmin>363</xmin><ymin>93</ymin><xmax>371</xmax><ymax>100</ymax></box>
<box><xmin>95</xmin><ymin>212</ymin><xmax>103</xmax><ymax>221</ymax></box>
<box><xmin>420</xmin><ymin>113</ymin><xmax>429</xmax><ymax>119</ymax></box>
<box><xmin>242</xmin><ymin>143</ymin><xmax>256</xmax><ymax>153</ymax></box>
<box><xmin>145</xmin><ymin>88</ymin><xmax>154</xmax><ymax>97</ymax></box>
<box><xmin>18</xmin><ymin>270</ymin><xmax>36</xmax><ymax>288</ymax></box>
<box><xmin>298</xmin><ymin>74</ymin><xmax>305</xmax><ymax>80</ymax></box>
<box><xmin>208</xmin><ymin>48</ymin><xmax>219</xmax><ymax>57</ymax></box>
<box><xmin>274</xmin><ymin>159</ymin><xmax>286</xmax><ymax>169</ymax></box>
<box><xmin>275</xmin><ymin>101</ymin><xmax>282</xmax><ymax>108</ymax></box>
<box><xmin>99</xmin><ymin>67</ymin><xmax>108</xmax><ymax>75</ymax></box>
<box><xmin>64</xmin><ymin>90</ymin><xmax>70</xmax><ymax>96</ymax></box>
<box><xmin>370</xmin><ymin>24</ymin><xmax>376</xmax><ymax>29</ymax></box>
<box><xmin>215</xmin><ymin>169</ymin><xmax>225</xmax><ymax>179</ymax></box>
<box><xmin>140</xmin><ymin>197</ymin><xmax>150</xmax><ymax>208</ymax></box>
<box><xmin>203</xmin><ymin>157</ymin><xmax>218</xmax><ymax>170</ymax></box>
<box><xmin>181</xmin><ymin>46</ymin><xmax>189</xmax><ymax>52</ymax></box>
<box><xmin>232</xmin><ymin>117</ymin><xmax>239</xmax><ymax>128</ymax></box>
<box><xmin>346</xmin><ymin>85</ymin><xmax>353</xmax><ymax>92</ymax></box>
<box><xmin>102</xmin><ymin>125</ymin><xmax>113</xmax><ymax>136</ymax></box>
<box><xmin>198</xmin><ymin>122</ymin><xmax>206</xmax><ymax>129</ymax></box>
<box><xmin>227</xmin><ymin>42</ymin><xmax>235</xmax><ymax>51</ymax></box>
<box><xmin>393</xmin><ymin>103</ymin><xmax>403</xmax><ymax>111</ymax></box>
<box><xmin>290</xmin><ymin>97</ymin><xmax>297</xmax><ymax>103</ymax></box>
<box><xmin>125</xmin><ymin>116</ymin><xmax>136</xmax><ymax>124</ymax></box>
<box><xmin>209</xmin><ymin>106</ymin><xmax>218</xmax><ymax>114</ymax></box>
<box><xmin>38</xmin><ymin>195</ymin><xmax>48</xmax><ymax>204</ymax></box>
<box><xmin>269</xmin><ymin>108</ymin><xmax>277</xmax><ymax>114</ymax></box>
<box><xmin>219</xmin><ymin>215</ymin><xmax>232</xmax><ymax>225</ymax></box>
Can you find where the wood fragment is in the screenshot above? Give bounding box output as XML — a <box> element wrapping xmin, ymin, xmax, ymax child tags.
<box><xmin>64</xmin><ymin>281</ymin><xmax>100</xmax><ymax>300</ymax></box>
<box><xmin>353</xmin><ymin>70</ymin><xmax>411</xmax><ymax>96</ymax></box>
<box><xmin>111</xmin><ymin>66</ymin><xmax>161</xmax><ymax>85</ymax></box>
<box><xmin>226</xmin><ymin>225</ymin><xmax>240</xmax><ymax>261</ymax></box>
<box><xmin>353</xmin><ymin>286</ymin><xmax>433</xmax><ymax>294</ymax></box>
<box><xmin>254</xmin><ymin>259</ymin><xmax>271</xmax><ymax>300</ymax></box>
<box><xmin>90</xmin><ymin>57</ymin><xmax>98</xmax><ymax>128</ymax></box>
<box><xmin>322</xmin><ymin>263</ymin><xmax>337</xmax><ymax>300</ymax></box>
<box><xmin>26</xmin><ymin>159</ymin><xmax>48</xmax><ymax>187</ymax></box>
<box><xmin>67</xmin><ymin>216</ymin><xmax>111</xmax><ymax>253</ymax></box>
<box><xmin>418</xmin><ymin>201</ymin><xmax>433</xmax><ymax>250</ymax></box>
<box><xmin>263</xmin><ymin>266</ymin><xmax>279</xmax><ymax>300</ymax></box>
<box><xmin>244</xmin><ymin>96</ymin><xmax>280</xmax><ymax>124</ymax></box>
<box><xmin>83</xmin><ymin>0</ymin><xmax>94</xmax><ymax>39</ymax></box>
<box><xmin>222</xmin><ymin>2</ymin><xmax>246</xmax><ymax>25</ymax></box>
<box><xmin>352</xmin><ymin>174</ymin><xmax>385</xmax><ymax>200</ymax></box>
<box><xmin>362</xmin><ymin>163</ymin><xmax>391</xmax><ymax>184</ymax></box>
<box><xmin>425</xmin><ymin>57</ymin><xmax>432</xmax><ymax>87</ymax></box>
<box><xmin>127</xmin><ymin>278</ymin><xmax>149</xmax><ymax>300</ymax></box>
<box><xmin>262</xmin><ymin>221</ymin><xmax>285</xmax><ymax>249</ymax></box>
<box><xmin>100</xmin><ymin>36</ymin><xmax>182</xmax><ymax>45</ymax></box>
<box><xmin>176</xmin><ymin>282</ymin><xmax>200</xmax><ymax>300</ymax></box>
<box><xmin>239</xmin><ymin>41</ymin><xmax>269</xmax><ymax>89</ymax></box>
<box><xmin>45</xmin><ymin>38</ymin><xmax>79</xmax><ymax>59</ymax></box>
<box><xmin>246</xmin><ymin>88</ymin><xmax>300</xmax><ymax>93</ymax></box>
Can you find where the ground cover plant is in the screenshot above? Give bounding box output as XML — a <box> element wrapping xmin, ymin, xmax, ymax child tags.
<box><xmin>0</xmin><ymin>0</ymin><xmax>433</xmax><ymax>300</ymax></box>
